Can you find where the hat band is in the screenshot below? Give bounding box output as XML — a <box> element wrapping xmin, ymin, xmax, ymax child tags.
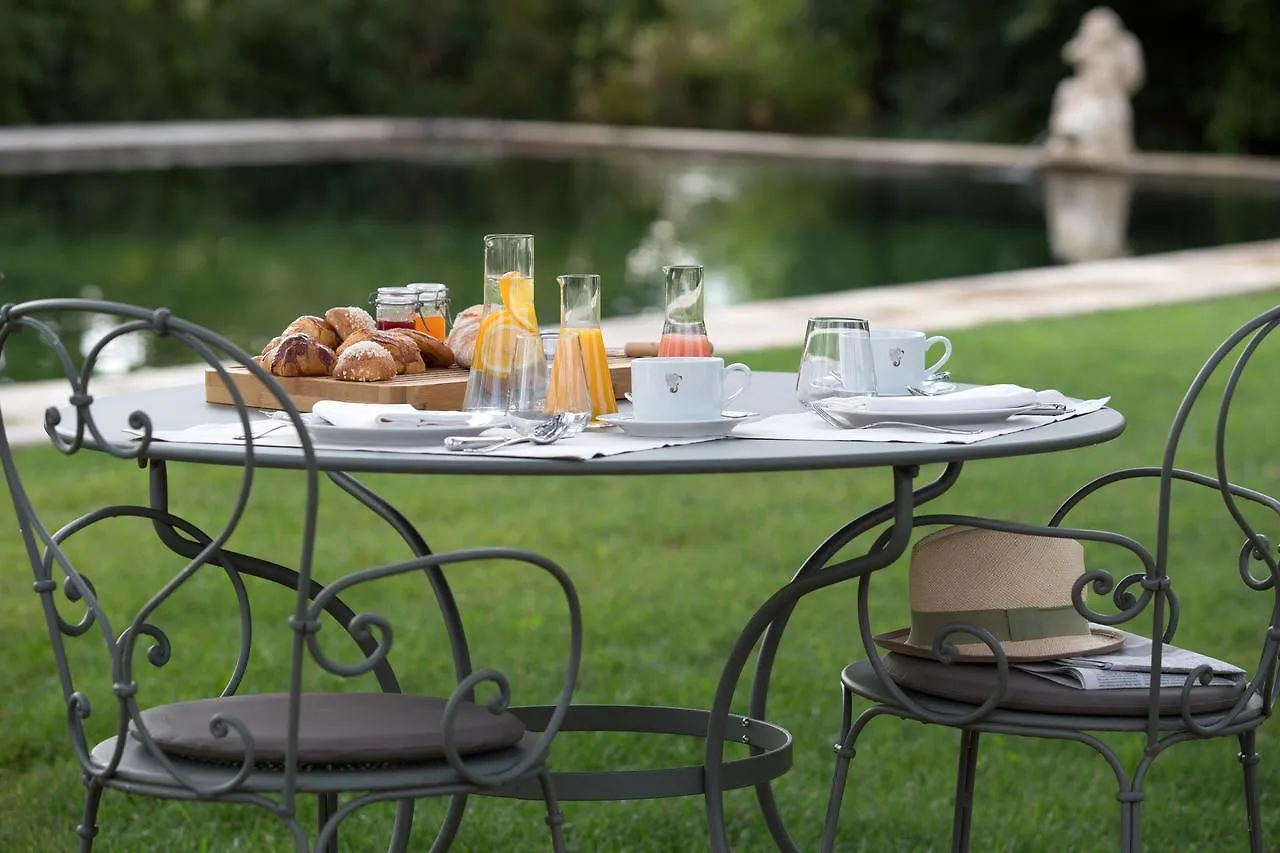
<box><xmin>909</xmin><ymin>604</ymin><xmax>1088</xmax><ymax>648</ymax></box>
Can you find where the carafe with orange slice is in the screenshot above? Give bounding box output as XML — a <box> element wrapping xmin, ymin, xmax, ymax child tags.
<box><xmin>463</xmin><ymin>234</ymin><xmax>539</xmax><ymax>412</ymax></box>
<box><xmin>554</xmin><ymin>273</ymin><xmax>617</xmax><ymax>419</ymax></box>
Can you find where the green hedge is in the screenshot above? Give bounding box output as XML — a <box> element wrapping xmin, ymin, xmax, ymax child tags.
<box><xmin>1</xmin><ymin>0</ymin><xmax>1276</xmax><ymax>154</ymax></box>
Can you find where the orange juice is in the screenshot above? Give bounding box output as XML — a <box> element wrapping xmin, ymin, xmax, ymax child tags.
<box><xmin>561</xmin><ymin>326</ymin><xmax>617</xmax><ymax>417</ymax></box>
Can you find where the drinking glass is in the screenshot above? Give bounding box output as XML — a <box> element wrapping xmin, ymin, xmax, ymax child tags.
<box><xmin>796</xmin><ymin>317</ymin><xmax>877</xmax><ymax>409</ymax></box>
<box><xmin>507</xmin><ymin>331</ymin><xmax>591</xmax><ymax>437</ymax></box>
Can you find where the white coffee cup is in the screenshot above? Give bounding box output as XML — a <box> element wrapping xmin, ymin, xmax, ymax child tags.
<box><xmin>629</xmin><ymin>357</ymin><xmax>751</xmax><ymax>422</ymax></box>
<box><xmin>869</xmin><ymin>329</ymin><xmax>952</xmax><ymax>396</ymax></box>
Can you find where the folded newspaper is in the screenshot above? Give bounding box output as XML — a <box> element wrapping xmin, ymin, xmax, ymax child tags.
<box><xmin>1014</xmin><ymin>628</ymin><xmax>1247</xmax><ymax>690</ymax></box>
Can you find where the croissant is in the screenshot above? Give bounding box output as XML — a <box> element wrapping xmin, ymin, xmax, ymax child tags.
<box><xmin>446</xmin><ymin>304</ymin><xmax>484</xmax><ymax>369</ymax></box>
<box><xmin>257</xmin><ymin>335</ymin><xmax>285</xmax><ymax>363</ymax></box>
<box><xmin>324</xmin><ymin>306</ymin><xmax>376</xmax><ymax>342</ymax></box>
<box><xmin>387</xmin><ymin>328</ymin><xmax>456</xmax><ymax>368</ymax></box>
<box><xmin>332</xmin><ymin>341</ymin><xmax>397</xmax><ymax>381</ymax></box>
<box><xmin>283</xmin><ymin>315</ymin><xmax>339</xmax><ymax>348</ymax></box>
<box><xmin>268</xmin><ymin>333</ymin><xmax>336</xmax><ymax>377</ymax></box>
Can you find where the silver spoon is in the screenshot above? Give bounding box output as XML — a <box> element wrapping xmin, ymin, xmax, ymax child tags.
<box><xmin>445</xmin><ymin>413</ymin><xmax>572</xmax><ymax>453</ymax></box>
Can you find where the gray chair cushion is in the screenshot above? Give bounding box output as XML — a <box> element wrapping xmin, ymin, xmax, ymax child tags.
<box><xmin>134</xmin><ymin>692</ymin><xmax>525</xmax><ymax>766</ymax></box>
<box><xmin>883</xmin><ymin>653</ymin><xmax>1244</xmax><ymax>716</ymax></box>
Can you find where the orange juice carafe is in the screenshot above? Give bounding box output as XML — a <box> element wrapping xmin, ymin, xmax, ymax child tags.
<box><xmin>555</xmin><ymin>273</ymin><xmax>616</xmax><ymax>418</ymax></box>
<box><xmin>657</xmin><ymin>264</ymin><xmax>713</xmax><ymax>357</ymax></box>
<box><xmin>463</xmin><ymin>234</ymin><xmax>538</xmax><ymax>412</ymax></box>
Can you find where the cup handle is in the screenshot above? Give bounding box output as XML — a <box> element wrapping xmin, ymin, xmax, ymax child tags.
<box><xmin>925</xmin><ymin>336</ymin><xmax>952</xmax><ymax>375</ymax></box>
<box><xmin>722</xmin><ymin>362</ymin><xmax>752</xmax><ymax>405</ymax></box>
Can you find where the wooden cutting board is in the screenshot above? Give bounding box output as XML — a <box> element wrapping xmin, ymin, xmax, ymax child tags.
<box><xmin>205</xmin><ymin>359</ymin><xmax>634</xmax><ymax>412</ymax></box>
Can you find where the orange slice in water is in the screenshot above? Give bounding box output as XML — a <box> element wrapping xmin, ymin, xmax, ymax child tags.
<box><xmin>474</xmin><ymin>309</ymin><xmax>526</xmax><ymax>378</ymax></box>
<box><xmin>499</xmin><ymin>271</ymin><xmax>538</xmax><ymax>333</ymax></box>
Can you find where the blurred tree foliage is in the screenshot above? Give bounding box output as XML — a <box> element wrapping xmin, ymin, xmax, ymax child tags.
<box><xmin>0</xmin><ymin>0</ymin><xmax>1275</xmax><ymax>153</ymax></box>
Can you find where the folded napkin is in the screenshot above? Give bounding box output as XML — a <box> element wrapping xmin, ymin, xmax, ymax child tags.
<box><xmin>311</xmin><ymin>401</ymin><xmax>487</xmax><ymax>430</ymax></box>
<box><xmin>823</xmin><ymin>384</ymin><xmax>1041</xmax><ymax>414</ymax></box>
<box><xmin>733</xmin><ymin>389</ymin><xmax>1110</xmax><ymax>445</ymax></box>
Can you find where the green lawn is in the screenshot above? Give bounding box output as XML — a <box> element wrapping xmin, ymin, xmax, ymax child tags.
<box><xmin>3</xmin><ymin>291</ymin><xmax>1280</xmax><ymax>852</ymax></box>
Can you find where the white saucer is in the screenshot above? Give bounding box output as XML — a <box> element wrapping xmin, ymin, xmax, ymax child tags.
<box><xmin>596</xmin><ymin>412</ymin><xmax>761</xmax><ymax>438</ymax></box>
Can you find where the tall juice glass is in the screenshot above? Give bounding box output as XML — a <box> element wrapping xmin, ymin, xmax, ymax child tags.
<box><xmin>463</xmin><ymin>234</ymin><xmax>538</xmax><ymax>412</ymax></box>
<box><xmin>556</xmin><ymin>273</ymin><xmax>617</xmax><ymax>418</ymax></box>
<box><xmin>657</xmin><ymin>264</ymin><xmax>713</xmax><ymax>357</ymax></box>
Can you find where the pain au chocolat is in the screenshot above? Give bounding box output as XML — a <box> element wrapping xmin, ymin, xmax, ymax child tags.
<box><xmin>265</xmin><ymin>333</ymin><xmax>336</xmax><ymax>377</ymax></box>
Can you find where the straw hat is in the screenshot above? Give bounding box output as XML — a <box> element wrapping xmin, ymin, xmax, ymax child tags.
<box><xmin>874</xmin><ymin>526</ymin><xmax>1125</xmax><ymax>663</ymax></box>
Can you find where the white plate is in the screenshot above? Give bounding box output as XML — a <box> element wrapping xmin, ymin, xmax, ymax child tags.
<box><xmin>303</xmin><ymin>420</ymin><xmax>496</xmax><ymax>447</ymax></box>
<box><xmin>596</xmin><ymin>412</ymin><xmax>761</xmax><ymax>438</ymax></box>
<box><xmin>817</xmin><ymin>402</ymin><xmax>1046</xmax><ymax>428</ymax></box>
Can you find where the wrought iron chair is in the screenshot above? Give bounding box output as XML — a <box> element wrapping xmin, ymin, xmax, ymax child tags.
<box><xmin>0</xmin><ymin>299</ymin><xmax>583</xmax><ymax>852</ymax></box>
<box><xmin>821</xmin><ymin>306</ymin><xmax>1280</xmax><ymax>852</ymax></box>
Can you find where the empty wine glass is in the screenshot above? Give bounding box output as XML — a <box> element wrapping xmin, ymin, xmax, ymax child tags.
<box><xmin>507</xmin><ymin>331</ymin><xmax>592</xmax><ymax>437</ymax></box>
<box><xmin>796</xmin><ymin>317</ymin><xmax>877</xmax><ymax>413</ymax></box>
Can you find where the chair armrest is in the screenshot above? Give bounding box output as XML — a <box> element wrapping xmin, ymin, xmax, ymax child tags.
<box><xmin>1049</xmin><ymin>466</ymin><xmax>1280</xmax><ymax>527</ymax></box>
<box><xmin>302</xmin><ymin>547</ymin><xmax>583</xmax><ymax>787</ymax></box>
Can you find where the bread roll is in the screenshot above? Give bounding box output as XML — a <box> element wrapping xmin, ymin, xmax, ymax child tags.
<box><xmin>283</xmin><ymin>315</ymin><xmax>339</xmax><ymax>348</ymax></box>
<box><xmin>387</xmin><ymin>328</ymin><xmax>456</xmax><ymax>368</ymax></box>
<box><xmin>324</xmin><ymin>306</ymin><xmax>375</xmax><ymax>341</ymax></box>
<box><xmin>332</xmin><ymin>341</ymin><xmax>397</xmax><ymax>382</ymax></box>
<box><xmin>268</xmin><ymin>333</ymin><xmax>336</xmax><ymax>377</ymax></box>
<box><xmin>446</xmin><ymin>304</ymin><xmax>484</xmax><ymax>369</ymax></box>
<box><xmin>336</xmin><ymin>329</ymin><xmax>422</xmax><ymax>374</ymax></box>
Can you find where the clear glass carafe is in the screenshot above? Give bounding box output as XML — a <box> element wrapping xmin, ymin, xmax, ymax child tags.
<box><xmin>463</xmin><ymin>234</ymin><xmax>538</xmax><ymax>412</ymax></box>
<box><xmin>657</xmin><ymin>264</ymin><xmax>713</xmax><ymax>357</ymax></box>
<box><xmin>556</xmin><ymin>273</ymin><xmax>617</xmax><ymax>418</ymax></box>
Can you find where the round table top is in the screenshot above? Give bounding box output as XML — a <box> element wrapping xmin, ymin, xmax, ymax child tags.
<box><xmin>64</xmin><ymin>372</ymin><xmax>1125</xmax><ymax>476</ymax></box>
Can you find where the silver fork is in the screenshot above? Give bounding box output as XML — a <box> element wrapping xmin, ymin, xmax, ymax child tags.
<box><xmin>857</xmin><ymin>421</ymin><xmax>981</xmax><ymax>435</ymax></box>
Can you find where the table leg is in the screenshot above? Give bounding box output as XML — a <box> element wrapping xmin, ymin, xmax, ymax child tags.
<box><xmin>704</xmin><ymin>462</ymin><xmax>964</xmax><ymax>852</ymax></box>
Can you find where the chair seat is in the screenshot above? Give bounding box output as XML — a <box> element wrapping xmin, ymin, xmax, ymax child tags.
<box><xmin>133</xmin><ymin>692</ymin><xmax>526</xmax><ymax>766</ymax></box>
<box><xmin>844</xmin><ymin>658</ymin><xmax>1261</xmax><ymax>733</ymax></box>
<box><xmin>94</xmin><ymin>729</ymin><xmax>542</xmax><ymax>794</ymax></box>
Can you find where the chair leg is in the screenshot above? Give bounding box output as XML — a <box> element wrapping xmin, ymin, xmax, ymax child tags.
<box><xmin>537</xmin><ymin>770</ymin><xmax>567</xmax><ymax>853</ymax></box>
<box><xmin>75</xmin><ymin>778</ymin><xmax>104</xmax><ymax>853</ymax></box>
<box><xmin>318</xmin><ymin>792</ymin><xmax>339</xmax><ymax>853</ymax></box>
<box><xmin>1239</xmin><ymin>729</ymin><xmax>1263</xmax><ymax>853</ymax></box>
<box><xmin>820</xmin><ymin>690</ymin><xmax>871</xmax><ymax>853</ymax></box>
<box><xmin>1117</xmin><ymin>791</ymin><xmax>1143</xmax><ymax>853</ymax></box>
<box><xmin>951</xmin><ymin>730</ymin><xmax>980</xmax><ymax>853</ymax></box>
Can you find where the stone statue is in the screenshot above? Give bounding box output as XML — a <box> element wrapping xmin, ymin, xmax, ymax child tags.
<box><xmin>1044</xmin><ymin>7</ymin><xmax>1144</xmax><ymax>164</ymax></box>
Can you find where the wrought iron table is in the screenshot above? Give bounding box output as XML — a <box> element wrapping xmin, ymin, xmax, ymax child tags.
<box><xmin>66</xmin><ymin>371</ymin><xmax>1124</xmax><ymax>851</ymax></box>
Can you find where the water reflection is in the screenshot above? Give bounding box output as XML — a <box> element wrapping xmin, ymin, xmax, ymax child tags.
<box><xmin>1042</xmin><ymin>169</ymin><xmax>1133</xmax><ymax>263</ymax></box>
<box><xmin>0</xmin><ymin>155</ymin><xmax>1277</xmax><ymax>381</ymax></box>
<box><xmin>80</xmin><ymin>312</ymin><xmax>150</xmax><ymax>375</ymax></box>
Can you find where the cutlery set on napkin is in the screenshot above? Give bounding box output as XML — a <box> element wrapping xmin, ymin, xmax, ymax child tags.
<box><xmin>736</xmin><ymin>385</ymin><xmax>1110</xmax><ymax>446</ymax></box>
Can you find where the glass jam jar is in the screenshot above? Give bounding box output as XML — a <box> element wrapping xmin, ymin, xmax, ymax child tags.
<box><xmin>405</xmin><ymin>282</ymin><xmax>450</xmax><ymax>340</ymax></box>
<box><xmin>369</xmin><ymin>286</ymin><xmax>419</xmax><ymax>331</ymax></box>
